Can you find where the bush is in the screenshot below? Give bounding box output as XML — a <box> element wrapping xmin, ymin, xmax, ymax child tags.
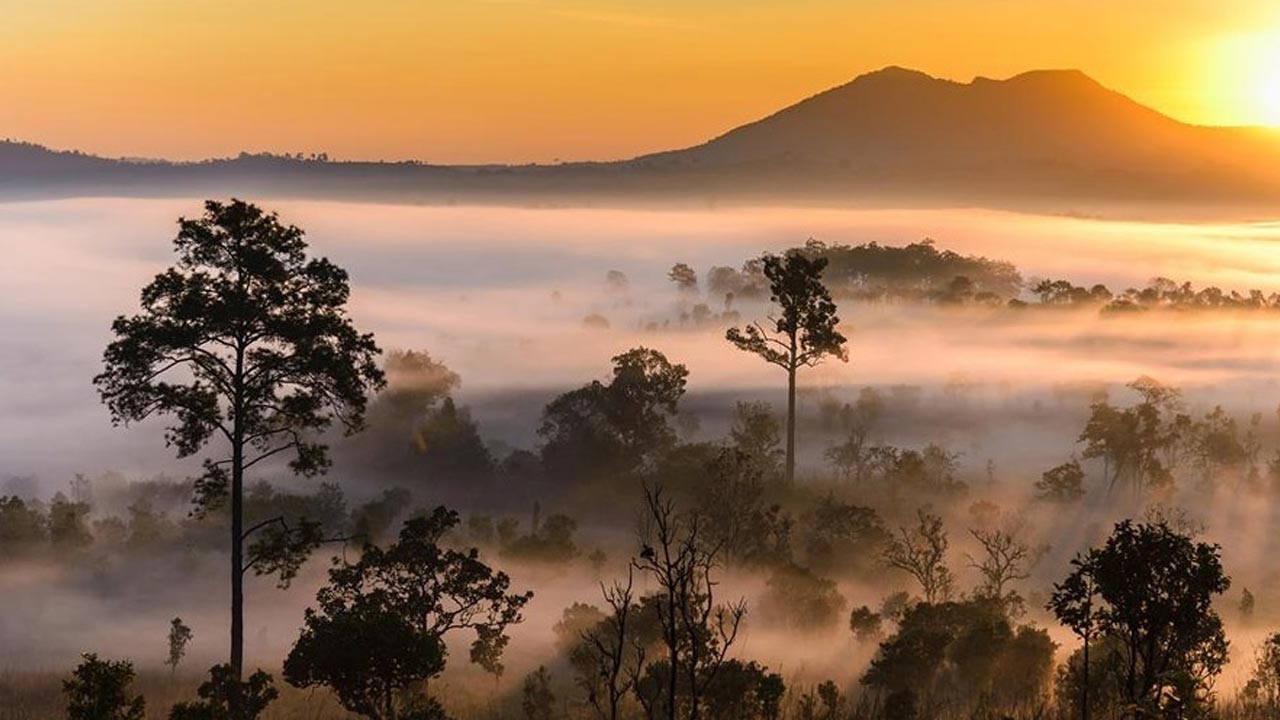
<box><xmin>63</xmin><ymin>654</ymin><xmax>145</xmax><ymax>720</ymax></box>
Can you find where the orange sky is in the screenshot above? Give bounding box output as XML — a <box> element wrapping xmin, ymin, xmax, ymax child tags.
<box><xmin>4</xmin><ymin>0</ymin><xmax>1280</xmax><ymax>164</ymax></box>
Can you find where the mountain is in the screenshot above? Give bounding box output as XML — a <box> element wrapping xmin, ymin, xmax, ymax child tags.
<box><xmin>6</xmin><ymin>67</ymin><xmax>1280</xmax><ymax>211</ymax></box>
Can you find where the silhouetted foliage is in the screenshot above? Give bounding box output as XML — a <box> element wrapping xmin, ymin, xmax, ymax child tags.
<box><xmin>539</xmin><ymin>348</ymin><xmax>688</xmax><ymax>480</ymax></box>
<box><xmin>727</xmin><ymin>251</ymin><xmax>848</xmax><ymax>483</ymax></box>
<box><xmin>1036</xmin><ymin>460</ymin><xmax>1086</xmax><ymax>502</ymax></box>
<box><xmin>284</xmin><ymin>600</ymin><xmax>445</xmax><ymax>720</ymax></box>
<box><xmin>64</xmin><ymin>654</ymin><xmax>145</xmax><ymax>720</ymax></box>
<box><xmin>691</xmin><ymin>449</ymin><xmax>792</xmax><ymax>567</ymax></box>
<box><xmin>288</xmin><ymin>507</ymin><xmax>531</xmax><ymax>697</ymax></box>
<box><xmin>862</xmin><ymin>599</ymin><xmax>1054</xmax><ymax>716</ymax></box>
<box><xmin>799</xmin><ymin>495</ymin><xmax>888</xmax><ymax>577</ymax></box>
<box><xmin>1078</xmin><ymin>377</ymin><xmax>1184</xmax><ymax>494</ymax></box>
<box><xmin>758</xmin><ymin>563</ymin><xmax>847</xmax><ymax>630</ymax></box>
<box><xmin>168</xmin><ymin>665</ymin><xmax>278</xmax><ymax>720</ymax></box>
<box><xmin>849</xmin><ymin>606</ymin><xmax>883</xmax><ymax>642</ymax></box>
<box><xmin>521</xmin><ymin>666</ymin><xmax>556</xmax><ymax>720</ymax></box>
<box><xmin>166</xmin><ymin>617</ymin><xmax>193</xmax><ymax>675</ymax></box>
<box><xmin>94</xmin><ymin>199</ymin><xmax>384</xmax><ymax>690</ymax></box>
<box><xmin>1049</xmin><ymin>520</ymin><xmax>1230</xmax><ymax>718</ymax></box>
<box><xmin>800</xmin><ymin>238</ymin><xmax>1023</xmax><ymax>300</ymax></box>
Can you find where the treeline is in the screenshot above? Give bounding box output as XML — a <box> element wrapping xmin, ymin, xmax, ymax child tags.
<box><xmin>661</xmin><ymin>238</ymin><xmax>1280</xmax><ymax>320</ymax></box>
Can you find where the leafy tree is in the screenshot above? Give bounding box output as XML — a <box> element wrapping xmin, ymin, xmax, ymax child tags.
<box><xmin>1078</xmin><ymin>378</ymin><xmax>1184</xmax><ymax>495</ymax></box>
<box><xmin>727</xmin><ymin>402</ymin><xmax>784</xmax><ymax>481</ymax></box>
<box><xmin>824</xmin><ymin>388</ymin><xmax>885</xmax><ymax>484</ymax></box>
<box><xmin>882</xmin><ymin>510</ymin><xmax>952</xmax><ymax>604</ymax></box>
<box><xmin>799</xmin><ymin>495</ymin><xmax>887</xmax><ymax>577</ymax></box>
<box><xmin>167</xmin><ymin>617</ymin><xmax>194</xmax><ymax>676</ymax></box>
<box><xmin>0</xmin><ymin>495</ymin><xmax>47</xmax><ymax>549</ymax></box>
<box><xmin>758</xmin><ymin>563</ymin><xmax>847</xmax><ymax>630</ymax></box>
<box><xmin>416</xmin><ymin>397</ymin><xmax>493</xmax><ymax>480</ymax></box>
<box><xmin>699</xmin><ymin>660</ymin><xmax>784</xmax><ymax>720</ymax></box>
<box><xmin>1035</xmin><ymin>460</ymin><xmax>1086</xmax><ymax>502</ymax></box>
<box><xmin>691</xmin><ymin>449</ymin><xmax>792</xmax><ymax>567</ymax></box>
<box><xmin>726</xmin><ymin>252</ymin><xmax>848</xmax><ymax>483</ymax></box>
<box><xmin>521</xmin><ymin>666</ymin><xmax>556</xmax><ymax>720</ymax></box>
<box><xmin>1049</xmin><ymin>520</ymin><xmax>1230</xmax><ymax>718</ymax></box>
<box><xmin>284</xmin><ymin>601</ymin><xmax>445</xmax><ymax>720</ymax></box>
<box><xmin>1187</xmin><ymin>405</ymin><xmax>1247</xmax><ymax>488</ymax></box>
<box><xmin>378</xmin><ymin>350</ymin><xmax>461</xmax><ymax>419</ymax></box>
<box><xmin>64</xmin><ymin>654</ymin><xmax>145</xmax><ymax>720</ymax></box>
<box><xmin>49</xmin><ymin>491</ymin><xmax>93</xmax><ymax>551</ymax></box>
<box><xmin>1246</xmin><ymin>632</ymin><xmax>1280</xmax><ymax>711</ymax></box>
<box><xmin>94</xmin><ymin>199</ymin><xmax>384</xmax><ymax>692</ymax></box>
<box><xmin>1053</xmin><ymin>635</ymin><xmax>1125</xmax><ymax>720</ymax></box>
<box><xmin>539</xmin><ymin>348</ymin><xmax>688</xmax><ymax>479</ymax></box>
<box><xmin>849</xmin><ymin>606</ymin><xmax>882</xmax><ymax>642</ymax></box>
<box><xmin>349</xmin><ymin>487</ymin><xmax>412</xmax><ymax>543</ymax></box>
<box><xmin>502</xmin><ymin>512</ymin><xmax>580</xmax><ymax>563</ymax></box>
<box><xmin>169</xmin><ymin>665</ymin><xmax>278</xmax><ymax>720</ymax></box>
<box><xmin>285</xmin><ymin>505</ymin><xmax>531</xmax><ymax>716</ymax></box>
<box><xmin>668</xmin><ymin>263</ymin><xmax>698</xmax><ymax>293</ymax></box>
<box><xmin>128</xmin><ymin>497</ymin><xmax>176</xmax><ymax>550</ymax></box>
<box><xmin>861</xmin><ymin>600</ymin><xmax>1054</xmax><ymax>716</ymax></box>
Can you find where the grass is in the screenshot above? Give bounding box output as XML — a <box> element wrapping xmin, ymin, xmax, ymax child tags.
<box><xmin>0</xmin><ymin>669</ymin><xmax>357</xmax><ymax>720</ymax></box>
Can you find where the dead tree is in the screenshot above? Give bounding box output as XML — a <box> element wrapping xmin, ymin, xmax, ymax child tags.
<box><xmin>967</xmin><ymin>525</ymin><xmax>1035</xmax><ymax>612</ymax></box>
<box><xmin>882</xmin><ymin>509</ymin><xmax>953</xmax><ymax>604</ymax></box>
<box><xmin>632</xmin><ymin>483</ymin><xmax>746</xmax><ymax>720</ymax></box>
<box><xmin>580</xmin><ymin>569</ymin><xmax>637</xmax><ymax>720</ymax></box>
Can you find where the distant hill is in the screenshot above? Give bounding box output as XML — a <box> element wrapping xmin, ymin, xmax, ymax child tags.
<box><xmin>7</xmin><ymin>67</ymin><xmax>1280</xmax><ymax>212</ymax></box>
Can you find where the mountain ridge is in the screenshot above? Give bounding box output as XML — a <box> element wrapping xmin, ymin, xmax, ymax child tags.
<box><xmin>6</xmin><ymin>66</ymin><xmax>1280</xmax><ymax>212</ymax></box>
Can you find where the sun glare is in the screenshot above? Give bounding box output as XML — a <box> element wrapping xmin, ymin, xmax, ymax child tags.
<box><xmin>1203</xmin><ymin>31</ymin><xmax>1280</xmax><ymax>126</ymax></box>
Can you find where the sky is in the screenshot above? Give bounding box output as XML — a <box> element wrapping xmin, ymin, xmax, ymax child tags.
<box><xmin>4</xmin><ymin>0</ymin><xmax>1280</xmax><ymax>164</ymax></box>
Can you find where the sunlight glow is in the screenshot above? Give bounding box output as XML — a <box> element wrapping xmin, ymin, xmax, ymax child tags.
<box><xmin>1202</xmin><ymin>31</ymin><xmax>1280</xmax><ymax>126</ymax></box>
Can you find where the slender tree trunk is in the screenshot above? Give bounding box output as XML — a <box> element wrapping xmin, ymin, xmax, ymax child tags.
<box><xmin>230</xmin><ymin>348</ymin><xmax>245</xmax><ymax>719</ymax></box>
<box><xmin>666</xmin><ymin>602</ymin><xmax>677</xmax><ymax>720</ymax></box>
<box><xmin>785</xmin><ymin>364</ymin><xmax>797</xmax><ymax>484</ymax></box>
<box><xmin>1082</xmin><ymin>632</ymin><xmax>1089</xmax><ymax>720</ymax></box>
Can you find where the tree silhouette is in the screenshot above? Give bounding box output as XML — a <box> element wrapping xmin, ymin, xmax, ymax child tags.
<box><xmin>726</xmin><ymin>252</ymin><xmax>847</xmax><ymax>483</ymax></box>
<box><xmin>539</xmin><ymin>348</ymin><xmax>688</xmax><ymax>479</ymax></box>
<box><xmin>882</xmin><ymin>510</ymin><xmax>952</xmax><ymax>604</ymax></box>
<box><xmin>632</xmin><ymin>484</ymin><xmax>746</xmax><ymax>720</ymax></box>
<box><xmin>576</xmin><ymin>570</ymin><xmax>637</xmax><ymax>720</ymax></box>
<box><xmin>1048</xmin><ymin>555</ymin><xmax>1101</xmax><ymax>720</ymax></box>
<box><xmin>64</xmin><ymin>654</ymin><xmax>145</xmax><ymax>720</ymax></box>
<box><xmin>284</xmin><ymin>601</ymin><xmax>445</xmax><ymax>720</ymax></box>
<box><xmin>285</xmin><ymin>506</ymin><xmax>531</xmax><ymax>717</ymax></box>
<box><xmin>169</xmin><ymin>665</ymin><xmax>278</xmax><ymax>720</ymax></box>
<box><xmin>166</xmin><ymin>617</ymin><xmax>194</xmax><ymax>676</ymax></box>
<box><xmin>93</xmin><ymin>199</ymin><xmax>385</xmax><ymax>704</ymax></box>
<box><xmin>967</xmin><ymin>525</ymin><xmax>1036</xmax><ymax>614</ymax></box>
<box><xmin>1049</xmin><ymin>520</ymin><xmax>1230</xmax><ymax>717</ymax></box>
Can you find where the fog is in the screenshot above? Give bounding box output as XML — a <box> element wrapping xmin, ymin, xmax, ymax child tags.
<box><xmin>6</xmin><ymin>197</ymin><xmax>1280</xmax><ymax>716</ymax></box>
<box><xmin>7</xmin><ymin>198</ymin><xmax>1280</xmax><ymax>481</ymax></box>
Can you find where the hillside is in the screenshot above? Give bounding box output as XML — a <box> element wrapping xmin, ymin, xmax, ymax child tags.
<box><xmin>6</xmin><ymin>67</ymin><xmax>1280</xmax><ymax>210</ymax></box>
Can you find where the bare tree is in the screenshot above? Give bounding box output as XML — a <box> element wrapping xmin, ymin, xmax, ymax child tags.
<box><xmin>632</xmin><ymin>484</ymin><xmax>746</xmax><ymax>720</ymax></box>
<box><xmin>967</xmin><ymin>525</ymin><xmax>1038</xmax><ymax>613</ymax></box>
<box><xmin>579</xmin><ymin>569</ymin><xmax>637</xmax><ymax>720</ymax></box>
<box><xmin>882</xmin><ymin>510</ymin><xmax>953</xmax><ymax>604</ymax></box>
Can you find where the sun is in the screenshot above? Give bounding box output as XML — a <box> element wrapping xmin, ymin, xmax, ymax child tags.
<box><xmin>1202</xmin><ymin>31</ymin><xmax>1280</xmax><ymax>127</ymax></box>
